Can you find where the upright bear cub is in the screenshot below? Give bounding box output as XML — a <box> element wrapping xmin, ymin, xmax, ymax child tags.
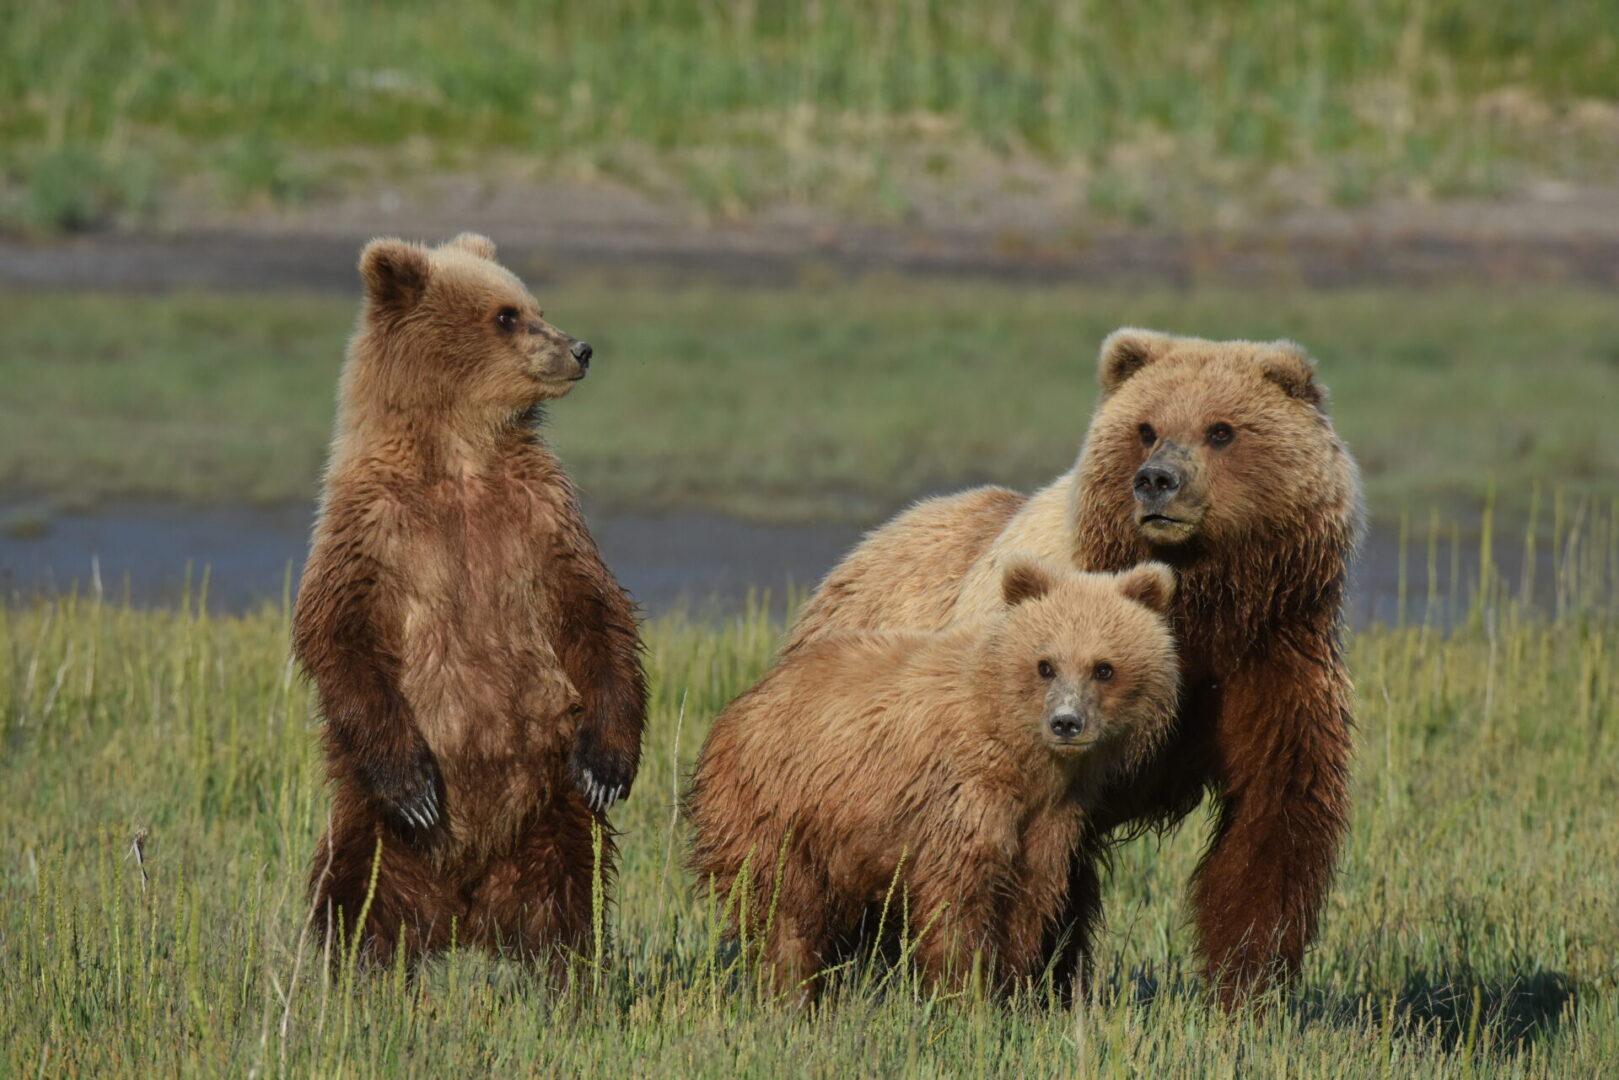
<box><xmin>785</xmin><ymin>330</ymin><xmax>1362</xmax><ymax>1006</ymax></box>
<box><xmin>295</xmin><ymin>233</ymin><xmax>646</xmax><ymax>967</ymax></box>
<box><xmin>686</xmin><ymin>561</ymin><xmax>1179</xmax><ymax>1005</ymax></box>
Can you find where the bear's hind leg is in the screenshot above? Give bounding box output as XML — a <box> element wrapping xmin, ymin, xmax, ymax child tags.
<box><xmin>467</xmin><ymin>794</ymin><xmax>606</xmax><ymax>972</ymax></box>
<box><xmin>310</xmin><ymin>802</ymin><xmax>463</xmax><ymax>968</ymax></box>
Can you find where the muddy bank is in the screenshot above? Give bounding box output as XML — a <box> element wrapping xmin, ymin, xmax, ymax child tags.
<box><xmin>7</xmin><ymin>196</ymin><xmax>1619</xmax><ymax>293</ymax></box>
<box><xmin>0</xmin><ymin>498</ymin><xmax>1556</xmax><ymax>628</ymax></box>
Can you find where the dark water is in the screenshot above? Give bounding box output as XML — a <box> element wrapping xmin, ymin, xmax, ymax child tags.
<box><xmin>0</xmin><ymin>498</ymin><xmax>1553</xmax><ymax>627</ymax></box>
<box><xmin>0</xmin><ymin>500</ymin><xmax>860</xmax><ymax>619</ymax></box>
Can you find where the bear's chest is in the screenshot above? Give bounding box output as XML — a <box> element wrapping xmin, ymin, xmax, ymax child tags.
<box><xmin>401</xmin><ymin>480</ymin><xmax>567</xmax><ymax>655</ymax></box>
<box><xmin>397</xmin><ymin>482</ymin><xmax>577</xmax><ymax>761</ymax></box>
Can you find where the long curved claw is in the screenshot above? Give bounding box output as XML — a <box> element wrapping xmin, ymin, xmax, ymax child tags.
<box><xmin>396</xmin><ymin>785</ymin><xmax>440</xmax><ymax>832</ymax></box>
<box><xmin>573</xmin><ymin>764</ymin><xmax>631</xmax><ymax>814</ymax></box>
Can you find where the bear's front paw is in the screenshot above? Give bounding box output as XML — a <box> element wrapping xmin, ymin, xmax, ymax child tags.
<box><xmin>569</xmin><ymin>734</ymin><xmax>636</xmax><ymax>814</ymax></box>
<box><xmin>361</xmin><ymin>747</ymin><xmax>444</xmax><ymax>836</ymax></box>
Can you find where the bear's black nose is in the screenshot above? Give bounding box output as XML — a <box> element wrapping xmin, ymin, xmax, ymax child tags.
<box><xmin>1133</xmin><ymin>462</ymin><xmax>1182</xmax><ymax>501</ymax></box>
<box><xmin>1049</xmin><ymin>712</ymin><xmax>1085</xmax><ymax>740</ymax></box>
<box><xmin>570</xmin><ymin>340</ymin><xmax>593</xmax><ymax>369</ymax></box>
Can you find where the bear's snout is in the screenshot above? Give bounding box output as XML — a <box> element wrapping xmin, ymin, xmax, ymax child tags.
<box><xmin>1048</xmin><ymin>711</ymin><xmax>1085</xmax><ymax>741</ymax></box>
<box><xmin>1133</xmin><ymin>461</ymin><xmax>1183</xmax><ymax>503</ymax></box>
<box><xmin>569</xmin><ymin>339</ymin><xmax>593</xmax><ymax>370</ymax></box>
<box><xmin>1132</xmin><ymin>441</ymin><xmax>1205</xmax><ymax>543</ymax></box>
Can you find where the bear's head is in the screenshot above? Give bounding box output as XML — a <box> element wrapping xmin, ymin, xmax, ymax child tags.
<box><xmin>1078</xmin><ymin>329</ymin><xmax>1360</xmax><ymax>554</ymax></box>
<box><xmin>981</xmin><ymin>559</ymin><xmax>1179</xmax><ymax>766</ymax></box>
<box><xmin>349</xmin><ymin>232</ymin><xmax>593</xmax><ymax>417</ymax></box>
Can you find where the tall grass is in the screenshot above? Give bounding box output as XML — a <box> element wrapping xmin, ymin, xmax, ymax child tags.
<box><xmin>4</xmin><ymin>1</ymin><xmax>1617</xmax><ymax>228</ymax></box>
<box><xmin>2</xmin><ymin>502</ymin><xmax>1617</xmax><ymax>1075</ymax></box>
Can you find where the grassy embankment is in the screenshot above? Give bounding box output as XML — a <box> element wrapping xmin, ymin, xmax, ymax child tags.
<box><xmin>4</xmin><ymin>1</ymin><xmax>1618</xmax><ymax>230</ymax></box>
<box><xmin>1</xmin><ymin>505</ymin><xmax>1617</xmax><ymax>1076</ymax></box>
<box><xmin>2</xmin><ymin>284</ymin><xmax>1617</xmax><ymax>525</ymax></box>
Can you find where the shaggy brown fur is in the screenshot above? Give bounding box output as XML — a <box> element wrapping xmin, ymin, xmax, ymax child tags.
<box><xmin>687</xmin><ymin>561</ymin><xmax>1180</xmax><ymax>1006</ymax></box>
<box><xmin>783</xmin><ymin>329</ymin><xmax>1362</xmax><ymax>1007</ymax></box>
<box><xmin>294</xmin><ymin>233</ymin><xmax>646</xmax><ymax>969</ymax></box>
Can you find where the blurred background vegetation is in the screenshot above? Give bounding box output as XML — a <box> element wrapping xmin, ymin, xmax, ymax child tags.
<box><xmin>2</xmin><ymin>0</ymin><xmax>1617</xmax><ymax>568</ymax></box>
<box><xmin>3</xmin><ymin>0</ymin><xmax>1617</xmax><ymax>230</ymax></box>
<box><xmin>3</xmin><ymin>285</ymin><xmax>1617</xmax><ymax>525</ymax></box>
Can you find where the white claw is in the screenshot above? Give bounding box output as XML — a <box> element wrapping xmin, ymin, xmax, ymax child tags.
<box><xmin>404</xmin><ymin>793</ymin><xmax>436</xmax><ymax>830</ymax></box>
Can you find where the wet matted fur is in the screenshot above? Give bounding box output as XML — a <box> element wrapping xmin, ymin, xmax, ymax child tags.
<box><xmin>294</xmin><ymin>233</ymin><xmax>646</xmax><ymax>968</ymax></box>
<box><xmin>784</xmin><ymin>329</ymin><xmax>1362</xmax><ymax>1007</ymax></box>
<box><xmin>687</xmin><ymin>562</ymin><xmax>1180</xmax><ymax>1005</ymax></box>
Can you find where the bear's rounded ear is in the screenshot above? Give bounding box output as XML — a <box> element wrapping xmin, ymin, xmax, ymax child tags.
<box><xmin>1117</xmin><ymin>562</ymin><xmax>1176</xmax><ymax>614</ymax></box>
<box><xmin>445</xmin><ymin>232</ymin><xmax>497</xmax><ymax>260</ymax></box>
<box><xmin>359</xmin><ymin>238</ymin><xmax>431</xmax><ymax>312</ymax></box>
<box><xmin>1001</xmin><ymin>559</ymin><xmax>1057</xmax><ymax>607</ymax></box>
<box><xmin>1098</xmin><ymin>328</ymin><xmax>1174</xmax><ymax>394</ymax></box>
<box><xmin>1259</xmin><ymin>342</ymin><xmax>1325</xmax><ymax>409</ymax></box>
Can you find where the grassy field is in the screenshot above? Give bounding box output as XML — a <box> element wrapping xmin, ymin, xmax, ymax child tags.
<box><xmin>2</xmin><ymin>509</ymin><xmax>1617</xmax><ymax>1076</ymax></box>
<box><xmin>3</xmin><ymin>282</ymin><xmax>1618</xmax><ymax>525</ymax></box>
<box><xmin>4</xmin><ymin>1</ymin><xmax>1618</xmax><ymax>230</ymax></box>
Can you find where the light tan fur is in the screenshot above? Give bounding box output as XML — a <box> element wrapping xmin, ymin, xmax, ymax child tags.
<box><xmin>686</xmin><ymin>562</ymin><xmax>1179</xmax><ymax>1005</ymax></box>
<box><xmin>780</xmin><ymin>328</ymin><xmax>1362</xmax><ymax>1005</ymax></box>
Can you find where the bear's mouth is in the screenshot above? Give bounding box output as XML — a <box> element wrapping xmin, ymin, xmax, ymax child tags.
<box><xmin>1136</xmin><ymin>492</ymin><xmax>1207</xmax><ymax>536</ymax></box>
<box><xmin>1044</xmin><ymin>734</ymin><xmax>1098</xmax><ymax>754</ymax></box>
<box><xmin>1138</xmin><ymin>512</ymin><xmax>1199</xmax><ymax>538</ymax></box>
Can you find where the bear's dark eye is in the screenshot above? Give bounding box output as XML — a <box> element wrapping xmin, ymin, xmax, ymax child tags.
<box><xmin>1138</xmin><ymin>423</ymin><xmax>1156</xmax><ymax>446</ymax></box>
<box><xmin>1037</xmin><ymin>660</ymin><xmax>1055</xmax><ymax>680</ymax></box>
<box><xmin>1092</xmin><ymin>662</ymin><xmax>1114</xmax><ymax>681</ymax></box>
<box><xmin>1206</xmin><ymin>422</ymin><xmax>1234</xmax><ymax>447</ymax></box>
<box><xmin>495</xmin><ymin>307</ymin><xmax>520</xmax><ymax>332</ymax></box>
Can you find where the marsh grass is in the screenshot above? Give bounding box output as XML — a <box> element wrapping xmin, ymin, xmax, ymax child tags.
<box><xmin>4</xmin><ymin>284</ymin><xmax>1618</xmax><ymax>524</ymax></box>
<box><xmin>4</xmin><ymin>2</ymin><xmax>1618</xmax><ymax>229</ymax></box>
<box><xmin>2</xmin><ymin>502</ymin><xmax>1617</xmax><ymax>1075</ymax></box>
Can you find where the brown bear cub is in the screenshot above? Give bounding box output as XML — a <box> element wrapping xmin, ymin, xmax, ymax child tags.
<box><xmin>294</xmin><ymin>233</ymin><xmax>646</xmax><ymax>968</ymax></box>
<box><xmin>685</xmin><ymin>560</ymin><xmax>1179</xmax><ymax>1005</ymax></box>
<box><xmin>784</xmin><ymin>330</ymin><xmax>1362</xmax><ymax>1006</ymax></box>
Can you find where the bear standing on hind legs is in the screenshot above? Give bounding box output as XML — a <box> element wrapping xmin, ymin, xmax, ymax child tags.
<box><xmin>785</xmin><ymin>329</ymin><xmax>1362</xmax><ymax>1007</ymax></box>
<box><xmin>294</xmin><ymin>233</ymin><xmax>646</xmax><ymax>968</ymax></box>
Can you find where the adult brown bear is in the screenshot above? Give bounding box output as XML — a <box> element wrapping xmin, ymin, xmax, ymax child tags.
<box><xmin>785</xmin><ymin>329</ymin><xmax>1362</xmax><ymax>1006</ymax></box>
<box><xmin>294</xmin><ymin>233</ymin><xmax>646</xmax><ymax>968</ymax></box>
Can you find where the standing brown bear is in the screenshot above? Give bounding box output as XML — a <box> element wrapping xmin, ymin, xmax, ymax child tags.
<box><xmin>687</xmin><ymin>561</ymin><xmax>1180</xmax><ymax>1006</ymax></box>
<box><xmin>294</xmin><ymin>233</ymin><xmax>646</xmax><ymax>968</ymax></box>
<box><xmin>785</xmin><ymin>329</ymin><xmax>1362</xmax><ymax>1006</ymax></box>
